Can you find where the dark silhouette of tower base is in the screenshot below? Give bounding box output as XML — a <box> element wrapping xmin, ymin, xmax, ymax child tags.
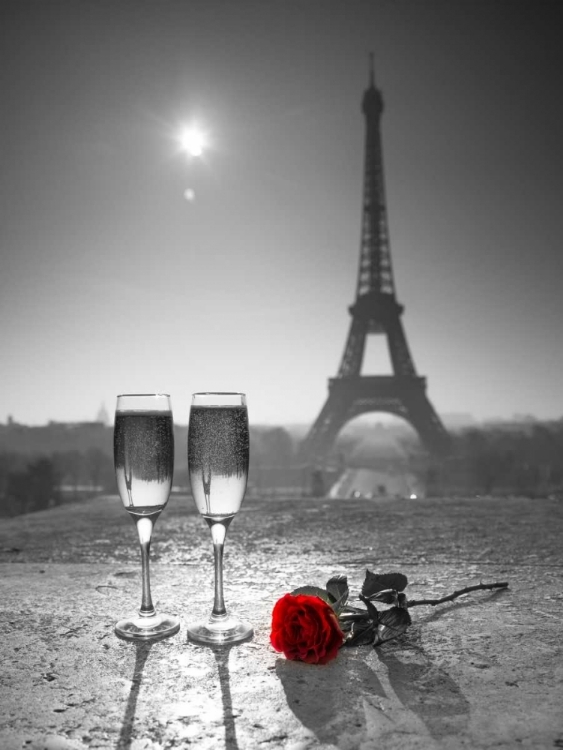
<box><xmin>302</xmin><ymin>59</ymin><xmax>450</xmax><ymax>470</ymax></box>
<box><xmin>304</xmin><ymin>371</ymin><xmax>450</xmax><ymax>469</ymax></box>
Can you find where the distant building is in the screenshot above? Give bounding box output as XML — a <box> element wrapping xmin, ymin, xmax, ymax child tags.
<box><xmin>96</xmin><ymin>403</ymin><xmax>110</xmax><ymax>426</ymax></box>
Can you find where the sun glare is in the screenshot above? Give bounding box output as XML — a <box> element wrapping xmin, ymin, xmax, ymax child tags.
<box><xmin>179</xmin><ymin>126</ymin><xmax>207</xmax><ymax>157</ymax></box>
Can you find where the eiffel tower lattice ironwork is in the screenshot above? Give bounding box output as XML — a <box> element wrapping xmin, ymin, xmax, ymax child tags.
<box><xmin>302</xmin><ymin>59</ymin><xmax>450</xmax><ymax>467</ymax></box>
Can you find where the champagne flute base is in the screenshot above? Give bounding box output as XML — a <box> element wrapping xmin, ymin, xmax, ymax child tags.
<box><xmin>186</xmin><ymin>613</ymin><xmax>253</xmax><ymax>646</ymax></box>
<box><xmin>115</xmin><ymin>613</ymin><xmax>180</xmax><ymax>641</ymax></box>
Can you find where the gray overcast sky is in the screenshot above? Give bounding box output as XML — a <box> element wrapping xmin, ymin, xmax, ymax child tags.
<box><xmin>1</xmin><ymin>0</ymin><xmax>562</xmax><ymax>426</ymax></box>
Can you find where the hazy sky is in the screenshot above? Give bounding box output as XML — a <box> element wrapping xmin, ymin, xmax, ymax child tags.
<box><xmin>1</xmin><ymin>0</ymin><xmax>562</xmax><ymax>427</ymax></box>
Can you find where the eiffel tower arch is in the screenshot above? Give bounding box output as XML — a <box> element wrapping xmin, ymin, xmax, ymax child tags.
<box><xmin>302</xmin><ymin>58</ymin><xmax>450</xmax><ymax>470</ymax></box>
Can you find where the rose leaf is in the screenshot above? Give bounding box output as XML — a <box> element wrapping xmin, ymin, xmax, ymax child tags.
<box><xmin>326</xmin><ymin>575</ymin><xmax>348</xmax><ymax>602</ymax></box>
<box><xmin>373</xmin><ymin>607</ymin><xmax>412</xmax><ymax>647</ymax></box>
<box><xmin>345</xmin><ymin>620</ymin><xmax>376</xmax><ymax>647</ymax></box>
<box><xmin>326</xmin><ymin>575</ymin><xmax>349</xmax><ymax>612</ymax></box>
<box><xmin>362</xmin><ymin>570</ymin><xmax>408</xmax><ymax>597</ymax></box>
<box><xmin>290</xmin><ymin>586</ymin><xmax>332</xmax><ymax>604</ymax></box>
<box><xmin>368</xmin><ymin>588</ymin><xmax>399</xmax><ymax>605</ymax></box>
<box><xmin>338</xmin><ymin>618</ymin><xmax>354</xmax><ymax>633</ymax></box>
<box><xmin>359</xmin><ymin>594</ymin><xmax>379</xmax><ymax>623</ymax></box>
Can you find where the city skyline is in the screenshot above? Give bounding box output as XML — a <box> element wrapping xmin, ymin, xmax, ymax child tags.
<box><xmin>1</xmin><ymin>1</ymin><xmax>562</xmax><ymax>428</ymax></box>
<box><xmin>0</xmin><ymin>404</ymin><xmax>535</xmax><ymax>430</ymax></box>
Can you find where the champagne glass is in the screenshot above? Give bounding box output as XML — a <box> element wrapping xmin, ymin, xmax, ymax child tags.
<box><xmin>113</xmin><ymin>393</ymin><xmax>180</xmax><ymax>641</ymax></box>
<box><xmin>186</xmin><ymin>392</ymin><xmax>253</xmax><ymax>645</ymax></box>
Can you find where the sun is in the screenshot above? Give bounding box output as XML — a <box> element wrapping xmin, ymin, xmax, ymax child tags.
<box><xmin>179</xmin><ymin>126</ymin><xmax>207</xmax><ymax>157</ymax></box>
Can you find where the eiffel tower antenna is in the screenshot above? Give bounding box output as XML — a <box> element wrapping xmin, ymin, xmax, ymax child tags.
<box><xmin>302</xmin><ymin>61</ymin><xmax>450</xmax><ymax>470</ymax></box>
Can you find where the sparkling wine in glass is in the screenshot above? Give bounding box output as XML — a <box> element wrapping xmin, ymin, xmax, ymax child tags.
<box><xmin>113</xmin><ymin>393</ymin><xmax>180</xmax><ymax>641</ymax></box>
<box><xmin>186</xmin><ymin>392</ymin><xmax>253</xmax><ymax>645</ymax></box>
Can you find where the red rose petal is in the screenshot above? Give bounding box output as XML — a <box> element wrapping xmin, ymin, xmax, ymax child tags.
<box><xmin>270</xmin><ymin>593</ymin><xmax>344</xmax><ymax>664</ymax></box>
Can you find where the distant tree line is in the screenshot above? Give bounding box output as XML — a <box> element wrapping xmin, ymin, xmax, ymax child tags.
<box><xmin>436</xmin><ymin>422</ymin><xmax>563</xmax><ymax>498</ymax></box>
<box><xmin>0</xmin><ymin>448</ymin><xmax>115</xmax><ymax>517</ymax></box>
<box><xmin>313</xmin><ymin>420</ymin><xmax>563</xmax><ymax>499</ymax></box>
<box><xmin>0</xmin><ymin>454</ymin><xmax>59</xmax><ymax>516</ymax></box>
<box><xmin>3</xmin><ymin>420</ymin><xmax>562</xmax><ymax>515</ymax></box>
<box><xmin>0</xmin><ymin>424</ymin><xmax>300</xmax><ymax>516</ymax></box>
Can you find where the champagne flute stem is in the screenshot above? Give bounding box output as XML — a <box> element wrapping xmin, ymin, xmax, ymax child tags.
<box><xmin>212</xmin><ymin>540</ymin><xmax>226</xmax><ymax>617</ymax></box>
<box><xmin>139</xmin><ymin>539</ymin><xmax>155</xmax><ymax>616</ymax></box>
<box><xmin>136</xmin><ymin>517</ymin><xmax>156</xmax><ymax>617</ymax></box>
<box><xmin>208</xmin><ymin>518</ymin><xmax>233</xmax><ymax>618</ymax></box>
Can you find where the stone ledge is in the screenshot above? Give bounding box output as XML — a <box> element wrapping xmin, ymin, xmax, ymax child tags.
<box><xmin>1</xmin><ymin>495</ymin><xmax>562</xmax><ymax>749</ymax></box>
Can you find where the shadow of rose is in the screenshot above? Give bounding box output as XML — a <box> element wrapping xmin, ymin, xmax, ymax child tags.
<box><xmin>414</xmin><ymin>586</ymin><xmax>509</xmax><ymax>626</ymax></box>
<box><xmin>376</xmin><ymin>629</ymin><xmax>470</xmax><ymax>741</ymax></box>
<box><xmin>277</xmin><ymin>623</ymin><xmax>472</xmax><ymax>747</ymax></box>
<box><xmin>276</xmin><ymin>649</ymin><xmax>386</xmax><ymax>747</ymax></box>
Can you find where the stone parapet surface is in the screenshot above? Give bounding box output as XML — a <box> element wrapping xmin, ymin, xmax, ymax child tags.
<box><xmin>0</xmin><ymin>494</ymin><xmax>562</xmax><ymax>749</ymax></box>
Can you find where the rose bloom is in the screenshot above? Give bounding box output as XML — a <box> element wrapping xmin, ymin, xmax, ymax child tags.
<box><xmin>270</xmin><ymin>593</ymin><xmax>344</xmax><ymax>665</ymax></box>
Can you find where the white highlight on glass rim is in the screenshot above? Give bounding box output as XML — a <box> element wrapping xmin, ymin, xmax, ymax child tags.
<box><xmin>191</xmin><ymin>392</ymin><xmax>246</xmax><ymax>407</ymax></box>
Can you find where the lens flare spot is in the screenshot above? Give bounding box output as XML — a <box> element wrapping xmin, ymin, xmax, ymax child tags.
<box><xmin>179</xmin><ymin>127</ymin><xmax>207</xmax><ymax>157</ymax></box>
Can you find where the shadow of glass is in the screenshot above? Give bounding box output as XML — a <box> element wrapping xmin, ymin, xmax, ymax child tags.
<box><xmin>276</xmin><ymin>650</ymin><xmax>386</xmax><ymax>746</ymax></box>
<box><xmin>376</xmin><ymin>637</ymin><xmax>470</xmax><ymax>741</ymax></box>
<box><xmin>213</xmin><ymin>646</ymin><xmax>240</xmax><ymax>750</ymax></box>
<box><xmin>116</xmin><ymin>641</ymin><xmax>153</xmax><ymax>750</ymax></box>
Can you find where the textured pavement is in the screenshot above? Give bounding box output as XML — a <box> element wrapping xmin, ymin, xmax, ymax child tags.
<box><xmin>0</xmin><ymin>493</ymin><xmax>562</xmax><ymax>749</ymax></box>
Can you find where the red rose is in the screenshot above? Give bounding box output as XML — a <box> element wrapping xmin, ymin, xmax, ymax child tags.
<box><xmin>270</xmin><ymin>593</ymin><xmax>344</xmax><ymax>665</ymax></box>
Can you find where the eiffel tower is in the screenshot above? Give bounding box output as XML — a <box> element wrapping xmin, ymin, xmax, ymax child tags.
<box><xmin>302</xmin><ymin>58</ymin><xmax>450</xmax><ymax>468</ymax></box>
